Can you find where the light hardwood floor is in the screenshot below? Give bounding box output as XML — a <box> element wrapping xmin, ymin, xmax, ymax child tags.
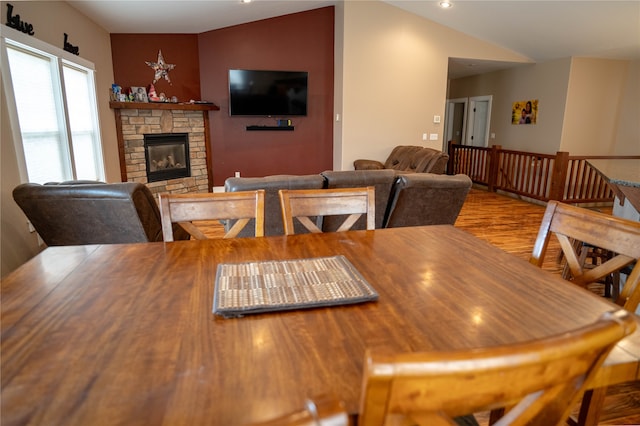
<box><xmin>198</xmin><ymin>187</ymin><xmax>640</xmax><ymax>425</ymax></box>
<box><xmin>456</xmin><ymin>188</ymin><xmax>639</xmax><ymax>426</ymax></box>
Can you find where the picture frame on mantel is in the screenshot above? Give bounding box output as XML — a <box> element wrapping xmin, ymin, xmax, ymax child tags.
<box><xmin>131</xmin><ymin>86</ymin><xmax>149</xmax><ymax>103</ymax></box>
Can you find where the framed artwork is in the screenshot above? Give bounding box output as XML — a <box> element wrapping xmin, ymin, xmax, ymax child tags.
<box><xmin>512</xmin><ymin>99</ymin><xmax>538</xmax><ymax>125</ymax></box>
<box><xmin>131</xmin><ymin>86</ymin><xmax>149</xmax><ymax>103</ymax></box>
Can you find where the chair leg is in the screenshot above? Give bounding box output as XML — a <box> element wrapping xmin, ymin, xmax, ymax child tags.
<box><xmin>576</xmin><ymin>387</ymin><xmax>607</xmax><ymax>426</ymax></box>
<box><xmin>489</xmin><ymin>408</ymin><xmax>504</xmax><ymax>425</ymax></box>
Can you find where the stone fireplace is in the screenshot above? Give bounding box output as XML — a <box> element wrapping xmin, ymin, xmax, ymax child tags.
<box><xmin>110</xmin><ymin>101</ymin><xmax>219</xmax><ymax>197</ymax></box>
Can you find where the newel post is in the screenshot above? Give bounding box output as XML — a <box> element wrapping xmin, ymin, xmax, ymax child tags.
<box><xmin>549</xmin><ymin>151</ymin><xmax>569</xmax><ymax>201</ymax></box>
<box><xmin>487</xmin><ymin>145</ymin><xmax>501</xmax><ymax>192</ymax></box>
<box><xmin>446</xmin><ymin>140</ymin><xmax>456</xmax><ymax>175</ymax></box>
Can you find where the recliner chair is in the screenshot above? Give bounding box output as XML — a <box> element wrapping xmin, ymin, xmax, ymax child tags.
<box><xmin>384</xmin><ymin>173</ymin><xmax>472</xmax><ymax>228</ymax></box>
<box><xmin>12</xmin><ymin>181</ymin><xmax>190</xmax><ymax>246</ymax></box>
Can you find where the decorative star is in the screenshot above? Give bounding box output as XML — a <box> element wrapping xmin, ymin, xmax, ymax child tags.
<box><xmin>145</xmin><ymin>50</ymin><xmax>176</xmax><ymax>84</ymax></box>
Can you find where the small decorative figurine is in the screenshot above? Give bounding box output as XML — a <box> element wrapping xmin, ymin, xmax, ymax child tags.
<box><xmin>147</xmin><ymin>84</ymin><xmax>160</xmax><ymax>101</ymax></box>
<box><xmin>145</xmin><ymin>50</ymin><xmax>175</xmax><ymax>85</ymax></box>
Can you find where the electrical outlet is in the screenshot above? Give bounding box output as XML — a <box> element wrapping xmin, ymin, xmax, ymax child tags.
<box><xmin>234</xmin><ymin>171</ymin><xmax>240</xmax><ymax>178</ymax></box>
<box><xmin>422</xmin><ymin>133</ymin><xmax>427</xmax><ymax>141</ymax></box>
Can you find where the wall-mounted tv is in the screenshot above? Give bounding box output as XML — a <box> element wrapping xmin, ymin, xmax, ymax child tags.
<box><xmin>229</xmin><ymin>69</ymin><xmax>308</xmax><ymax>116</ymax></box>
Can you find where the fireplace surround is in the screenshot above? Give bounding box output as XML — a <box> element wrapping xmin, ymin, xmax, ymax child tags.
<box><xmin>110</xmin><ymin>101</ymin><xmax>219</xmax><ymax>196</ymax></box>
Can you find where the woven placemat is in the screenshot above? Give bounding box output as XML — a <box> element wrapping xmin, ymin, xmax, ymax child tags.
<box><xmin>213</xmin><ymin>255</ymin><xmax>378</xmax><ymax>318</ymax></box>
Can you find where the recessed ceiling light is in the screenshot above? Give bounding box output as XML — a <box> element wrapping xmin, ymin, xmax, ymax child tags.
<box><xmin>439</xmin><ymin>1</ymin><xmax>453</xmax><ymax>9</ymax></box>
<box><xmin>241</xmin><ymin>0</ymin><xmax>252</xmax><ymax>3</ymax></box>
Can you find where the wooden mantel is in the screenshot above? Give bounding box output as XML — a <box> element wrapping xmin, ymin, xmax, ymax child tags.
<box><xmin>109</xmin><ymin>101</ymin><xmax>220</xmax><ymax>112</ymax></box>
<box><xmin>109</xmin><ymin>101</ymin><xmax>219</xmax><ymax>191</ymax></box>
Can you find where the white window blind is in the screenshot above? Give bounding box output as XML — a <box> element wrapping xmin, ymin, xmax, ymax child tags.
<box><xmin>2</xmin><ymin>31</ymin><xmax>105</xmax><ymax>184</ymax></box>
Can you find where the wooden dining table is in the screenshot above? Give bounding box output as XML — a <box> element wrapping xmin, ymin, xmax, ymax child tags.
<box><xmin>2</xmin><ymin>225</ymin><xmax>639</xmax><ymax>425</ymax></box>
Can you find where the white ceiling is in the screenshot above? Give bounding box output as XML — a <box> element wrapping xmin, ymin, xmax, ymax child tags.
<box><xmin>67</xmin><ymin>0</ymin><xmax>640</xmax><ymax>78</ymax></box>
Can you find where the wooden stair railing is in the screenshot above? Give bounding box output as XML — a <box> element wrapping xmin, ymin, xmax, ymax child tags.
<box><xmin>446</xmin><ymin>141</ymin><xmax>639</xmax><ymax>205</ymax></box>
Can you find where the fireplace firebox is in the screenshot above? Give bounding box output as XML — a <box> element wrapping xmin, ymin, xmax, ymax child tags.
<box><xmin>144</xmin><ymin>133</ymin><xmax>190</xmax><ymax>183</ymax></box>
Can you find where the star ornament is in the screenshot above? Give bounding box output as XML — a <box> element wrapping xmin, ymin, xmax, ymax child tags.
<box><xmin>145</xmin><ymin>50</ymin><xmax>176</xmax><ymax>84</ymax></box>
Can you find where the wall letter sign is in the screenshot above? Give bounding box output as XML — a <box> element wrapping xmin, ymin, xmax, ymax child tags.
<box><xmin>5</xmin><ymin>3</ymin><xmax>34</xmax><ymax>35</ymax></box>
<box><xmin>63</xmin><ymin>33</ymin><xmax>79</xmax><ymax>55</ymax></box>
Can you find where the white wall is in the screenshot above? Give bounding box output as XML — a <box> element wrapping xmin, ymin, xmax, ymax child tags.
<box><xmin>448</xmin><ymin>57</ymin><xmax>639</xmax><ymax>156</ymax></box>
<box><xmin>448</xmin><ymin>59</ymin><xmax>571</xmax><ymax>154</ymax></box>
<box><xmin>337</xmin><ymin>1</ymin><xmax>530</xmax><ymax>170</ymax></box>
<box><xmin>612</xmin><ymin>59</ymin><xmax>640</xmax><ymax>155</ymax></box>
<box><xmin>562</xmin><ymin>58</ymin><xmax>639</xmax><ymax>155</ymax></box>
<box><xmin>1</xmin><ymin>1</ymin><xmax>117</xmax><ymax>277</ymax></box>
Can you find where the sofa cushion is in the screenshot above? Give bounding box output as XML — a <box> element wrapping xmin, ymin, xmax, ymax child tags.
<box><xmin>412</xmin><ymin>149</ymin><xmax>448</xmax><ymax>174</ymax></box>
<box><xmin>355</xmin><ymin>145</ymin><xmax>449</xmax><ymax>174</ymax></box>
<box><xmin>383</xmin><ymin>146</ymin><xmax>424</xmax><ymax>171</ymax></box>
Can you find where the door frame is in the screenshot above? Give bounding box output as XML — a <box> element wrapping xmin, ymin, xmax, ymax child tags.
<box><xmin>443</xmin><ymin>97</ymin><xmax>468</xmax><ymax>151</ymax></box>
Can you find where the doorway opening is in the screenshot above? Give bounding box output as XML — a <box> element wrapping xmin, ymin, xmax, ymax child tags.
<box><xmin>443</xmin><ymin>95</ymin><xmax>492</xmax><ymax>150</ymax></box>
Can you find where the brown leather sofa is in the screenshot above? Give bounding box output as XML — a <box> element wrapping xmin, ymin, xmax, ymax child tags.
<box><xmin>12</xmin><ymin>181</ymin><xmax>190</xmax><ymax>246</ymax></box>
<box><xmin>225</xmin><ymin>170</ymin><xmax>472</xmax><ymax>234</ymax></box>
<box><xmin>353</xmin><ymin>145</ymin><xmax>449</xmax><ymax>174</ymax></box>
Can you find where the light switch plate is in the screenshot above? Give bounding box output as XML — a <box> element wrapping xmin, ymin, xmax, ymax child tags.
<box><xmin>429</xmin><ymin>133</ymin><xmax>438</xmax><ymax>140</ymax></box>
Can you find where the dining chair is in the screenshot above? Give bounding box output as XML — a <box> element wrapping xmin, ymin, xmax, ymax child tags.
<box><xmin>278</xmin><ymin>186</ymin><xmax>375</xmax><ymax>235</ymax></box>
<box><xmin>529</xmin><ymin>200</ymin><xmax>640</xmax><ymax>426</ymax></box>
<box><xmin>529</xmin><ymin>200</ymin><xmax>640</xmax><ymax>311</ymax></box>
<box><xmin>224</xmin><ymin>174</ymin><xmax>326</xmax><ymax>236</ymax></box>
<box><xmin>321</xmin><ymin>169</ymin><xmax>396</xmax><ymax>230</ymax></box>
<box><xmin>158</xmin><ymin>190</ymin><xmax>265</xmax><ymax>241</ymax></box>
<box><xmin>358</xmin><ymin>309</ymin><xmax>636</xmax><ymax>426</ymax></box>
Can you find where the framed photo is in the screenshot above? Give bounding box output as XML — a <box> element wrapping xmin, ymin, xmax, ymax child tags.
<box><xmin>512</xmin><ymin>99</ymin><xmax>538</xmax><ymax>125</ymax></box>
<box><xmin>131</xmin><ymin>86</ymin><xmax>149</xmax><ymax>103</ymax></box>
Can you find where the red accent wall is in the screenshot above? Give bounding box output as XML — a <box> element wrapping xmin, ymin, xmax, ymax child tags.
<box><xmin>110</xmin><ymin>7</ymin><xmax>334</xmax><ymax>186</ymax></box>
<box><xmin>110</xmin><ymin>34</ymin><xmax>201</xmax><ymax>104</ymax></box>
<box><xmin>198</xmin><ymin>7</ymin><xmax>334</xmax><ymax>185</ymax></box>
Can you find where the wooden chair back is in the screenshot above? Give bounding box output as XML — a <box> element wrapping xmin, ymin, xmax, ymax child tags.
<box><xmin>278</xmin><ymin>187</ymin><xmax>375</xmax><ymax>235</ymax></box>
<box><xmin>358</xmin><ymin>309</ymin><xmax>636</xmax><ymax>426</ymax></box>
<box><xmin>529</xmin><ymin>200</ymin><xmax>640</xmax><ymax>311</ymax></box>
<box><xmin>158</xmin><ymin>190</ymin><xmax>265</xmax><ymax>241</ymax></box>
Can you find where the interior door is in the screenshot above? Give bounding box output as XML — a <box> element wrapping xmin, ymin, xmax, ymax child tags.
<box><xmin>444</xmin><ymin>98</ymin><xmax>468</xmax><ymax>148</ymax></box>
<box><xmin>465</xmin><ymin>95</ymin><xmax>492</xmax><ymax>147</ymax></box>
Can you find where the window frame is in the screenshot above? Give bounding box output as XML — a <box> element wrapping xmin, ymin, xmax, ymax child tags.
<box><xmin>1</xmin><ymin>25</ymin><xmax>105</xmax><ymax>183</ymax></box>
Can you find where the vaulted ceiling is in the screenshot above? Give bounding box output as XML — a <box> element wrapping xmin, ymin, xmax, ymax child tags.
<box><xmin>67</xmin><ymin>0</ymin><xmax>640</xmax><ymax>78</ymax></box>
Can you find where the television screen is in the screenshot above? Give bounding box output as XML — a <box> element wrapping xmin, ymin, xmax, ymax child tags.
<box><xmin>229</xmin><ymin>69</ymin><xmax>308</xmax><ymax>116</ymax></box>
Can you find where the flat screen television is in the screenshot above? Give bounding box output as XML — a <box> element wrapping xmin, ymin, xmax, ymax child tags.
<box><xmin>229</xmin><ymin>69</ymin><xmax>308</xmax><ymax>116</ymax></box>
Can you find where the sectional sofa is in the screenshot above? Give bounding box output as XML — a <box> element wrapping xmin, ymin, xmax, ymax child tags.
<box><xmin>224</xmin><ymin>170</ymin><xmax>472</xmax><ymax>237</ymax></box>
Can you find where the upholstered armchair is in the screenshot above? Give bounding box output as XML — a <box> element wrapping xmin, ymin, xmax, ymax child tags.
<box><xmin>354</xmin><ymin>145</ymin><xmax>449</xmax><ymax>174</ymax></box>
<box><xmin>12</xmin><ymin>181</ymin><xmax>190</xmax><ymax>245</ymax></box>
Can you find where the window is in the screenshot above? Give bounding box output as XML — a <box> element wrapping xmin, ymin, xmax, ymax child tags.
<box><xmin>1</xmin><ymin>28</ymin><xmax>104</xmax><ymax>184</ymax></box>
